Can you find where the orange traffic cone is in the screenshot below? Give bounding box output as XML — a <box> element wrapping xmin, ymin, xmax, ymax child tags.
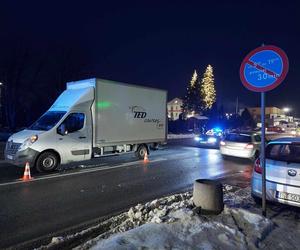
<box><xmin>143</xmin><ymin>152</ymin><xmax>149</xmax><ymax>164</ymax></box>
<box><xmin>20</xmin><ymin>162</ymin><xmax>33</xmax><ymax>181</ymax></box>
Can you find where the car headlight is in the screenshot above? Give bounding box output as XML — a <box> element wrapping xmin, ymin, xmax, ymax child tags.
<box><xmin>19</xmin><ymin>135</ymin><xmax>38</xmax><ymax>151</ymax></box>
<box><xmin>194</xmin><ymin>136</ymin><xmax>203</xmax><ymax>142</ymax></box>
<box><xmin>208</xmin><ymin>137</ymin><xmax>217</xmax><ymax>143</ymax></box>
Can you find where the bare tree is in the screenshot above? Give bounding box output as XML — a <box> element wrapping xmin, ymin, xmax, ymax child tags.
<box><xmin>0</xmin><ymin>45</ymin><xmax>28</xmax><ymax>130</ymax></box>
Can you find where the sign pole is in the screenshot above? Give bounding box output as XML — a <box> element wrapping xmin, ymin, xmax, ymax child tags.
<box><xmin>240</xmin><ymin>45</ymin><xmax>289</xmax><ymax>217</ymax></box>
<box><xmin>261</xmin><ymin>91</ymin><xmax>266</xmax><ymax>216</ymax></box>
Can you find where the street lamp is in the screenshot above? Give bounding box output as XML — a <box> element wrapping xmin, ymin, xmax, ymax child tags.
<box><xmin>283</xmin><ymin>107</ymin><xmax>290</xmax><ymax>113</ymax></box>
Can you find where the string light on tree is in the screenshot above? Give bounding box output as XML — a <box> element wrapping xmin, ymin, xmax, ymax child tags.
<box><xmin>200</xmin><ymin>65</ymin><xmax>216</xmax><ymax>110</ymax></box>
<box><xmin>182</xmin><ymin>69</ymin><xmax>202</xmax><ymax>118</ymax></box>
<box><xmin>190</xmin><ymin>70</ymin><xmax>197</xmax><ymax>87</ymax></box>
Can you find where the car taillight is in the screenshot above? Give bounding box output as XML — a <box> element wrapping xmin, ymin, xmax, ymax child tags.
<box><xmin>245</xmin><ymin>143</ymin><xmax>254</xmax><ymax>149</ymax></box>
<box><xmin>254</xmin><ymin>158</ymin><xmax>262</xmax><ymax>174</ymax></box>
<box><xmin>220</xmin><ymin>141</ymin><xmax>225</xmax><ymax>146</ymax></box>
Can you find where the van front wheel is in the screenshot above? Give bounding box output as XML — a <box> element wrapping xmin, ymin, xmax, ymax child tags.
<box><xmin>36</xmin><ymin>151</ymin><xmax>59</xmax><ymax>173</ymax></box>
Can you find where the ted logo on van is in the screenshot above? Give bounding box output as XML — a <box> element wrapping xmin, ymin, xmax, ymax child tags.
<box><xmin>134</xmin><ymin>111</ymin><xmax>147</xmax><ymax>118</ymax></box>
<box><xmin>130</xmin><ymin>106</ymin><xmax>147</xmax><ymax>119</ymax></box>
<box><xmin>129</xmin><ymin>106</ymin><xmax>163</xmax><ymax>129</ymax></box>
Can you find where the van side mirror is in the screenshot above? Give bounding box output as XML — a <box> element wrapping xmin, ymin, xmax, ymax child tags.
<box><xmin>57</xmin><ymin>124</ymin><xmax>68</xmax><ymax>136</ymax></box>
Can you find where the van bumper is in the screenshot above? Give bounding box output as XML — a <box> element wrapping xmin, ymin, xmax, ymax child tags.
<box><xmin>4</xmin><ymin>148</ymin><xmax>39</xmax><ymax>168</ymax></box>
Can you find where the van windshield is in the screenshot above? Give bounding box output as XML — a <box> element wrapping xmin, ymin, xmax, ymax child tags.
<box><xmin>28</xmin><ymin>111</ymin><xmax>66</xmax><ymax>131</ymax></box>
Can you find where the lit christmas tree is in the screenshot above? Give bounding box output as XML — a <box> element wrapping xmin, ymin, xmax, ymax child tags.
<box><xmin>190</xmin><ymin>69</ymin><xmax>197</xmax><ymax>87</ymax></box>
<box><xmin>200</xmin><ymin>65</ymin><xmax>216</xmax><ymax>110</ymax></box>
<box><xmin>182</xmin><ymin>70</ymin><xmax>202</xmax><ymax>118</ymax></box>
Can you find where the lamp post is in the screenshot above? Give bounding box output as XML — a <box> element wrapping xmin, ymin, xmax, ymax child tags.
<box><xmin>282</xmin><ymin>107</ymin><xmax>294</xmax><ymax>125</ymax></box>
<box><xmin>283</xmin><ymin>107</ymin><xmax>291</xmax><ymax>120</ymax></box>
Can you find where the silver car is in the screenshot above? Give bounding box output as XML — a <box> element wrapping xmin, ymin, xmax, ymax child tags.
<box><xmin>252</xmin><ymin>137</ymin><xmax>300</xmax><ymax>207</ymax></box>
<box><xmin>220</xmin><ymin>132</ymin><xmax>261</xmax><ymax>160</ymax></box>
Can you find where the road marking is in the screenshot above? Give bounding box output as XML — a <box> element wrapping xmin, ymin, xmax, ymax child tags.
<box><xmin>118</xmin><ymin>158</ymin><xmax>166</xmax><ymax>167</ymax></box>
<box><xmin>0</xmin><ymin>158</ymin><xmax>168</xmax><ymax>187</ymax></box>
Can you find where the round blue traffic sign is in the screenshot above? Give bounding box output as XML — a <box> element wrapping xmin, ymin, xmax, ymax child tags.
<box><xmin>240</xmin><ymin>45</ymin><xmax>289</xmax><ymax>92</ymax></box>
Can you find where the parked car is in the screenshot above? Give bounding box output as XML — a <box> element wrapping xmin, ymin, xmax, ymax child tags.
<box><xmin>252</xmin><ymin>137</ymin><xmax>300</xmax><ymax>207</ymax></box>
<box><xmin>267</xmin><ymin>126</ymin><xmax>285</xmax><ymax>133</ymax></box>
<box><xmin>220</xmin><ymin>132</ymin><xmax>261</xmax><ymax>160</ymax></box>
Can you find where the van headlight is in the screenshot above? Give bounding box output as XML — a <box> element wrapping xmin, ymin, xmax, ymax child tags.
<box><xmin>30</xmin><ymin>135</ymin><xmax>38</xmax><ymax>143</ymax></box>
<box><xmin>19</xmin><ymin>135</ymin><xmax>38</xmax><ymax>151</ymax></box>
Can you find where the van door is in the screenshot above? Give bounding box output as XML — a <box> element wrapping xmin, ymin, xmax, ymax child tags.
<box><xmin>57</xmin><ymin>112</ymin><xmax>91</xmax><ymax>163</ymax></box>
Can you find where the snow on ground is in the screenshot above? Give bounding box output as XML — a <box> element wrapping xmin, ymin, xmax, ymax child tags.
<box><xmin>167</xmin><ymin>133</ymin><xmax>195</xmax><ymax>139</ymax></box>
<box><xmin>38</xmin><ymin>185</ymin><xmax>300</xmax><ymax>250</ymax></box>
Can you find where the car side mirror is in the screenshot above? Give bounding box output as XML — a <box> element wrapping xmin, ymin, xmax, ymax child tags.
<box><xmin>57</xmin><ymin>124</ymin><xmax>68</xmax><ymax>136</ymax></box>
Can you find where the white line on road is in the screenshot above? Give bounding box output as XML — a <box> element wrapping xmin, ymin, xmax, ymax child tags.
<box><xmin>0</xmin><ymin>158</ymin><xmax>167</xmax><ymax>187</ymax></box>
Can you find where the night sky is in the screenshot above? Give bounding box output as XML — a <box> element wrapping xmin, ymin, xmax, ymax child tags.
<box><xmin>1</xmin><ymin>1</ymin><xmax>300</xmax><ymax>116</ymax></box>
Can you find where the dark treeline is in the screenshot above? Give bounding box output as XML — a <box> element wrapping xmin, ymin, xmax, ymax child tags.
<box><xmin>168</xmin><ymin>108</ymin><xmax>256</xmax><ymax>134</ymax></box>
<box><xmin>0</xmin><ymin>39</ymin><xmax>93</xmax><ymax>130</ymax></box>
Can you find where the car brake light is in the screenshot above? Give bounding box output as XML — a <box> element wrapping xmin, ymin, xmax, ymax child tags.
<box><xmin>245</xmin><ymin>143</ymin><xmax>254</xmax><ymax>149</ymax></box>
<box><xmin>220</xmin><ymin>141</ymin><xmax>225</xmax><ymax>146</ymax></box>
<box><xmin>254</xmin><ymin>158</ymin><xmax>262</xmax><ymax>174</ymax></box>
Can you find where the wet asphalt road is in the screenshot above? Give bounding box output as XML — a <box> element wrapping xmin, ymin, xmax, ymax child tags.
<box><xmin>0</xmin><ymin>139</ymin><xmax>253</xmax><ymax>249</ymax></box>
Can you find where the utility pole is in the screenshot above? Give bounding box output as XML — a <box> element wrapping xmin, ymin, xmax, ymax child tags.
<box><xmin>235</xmin><ymin>97</ymin><xmax>239</xmax><ymax>115</ymax></box>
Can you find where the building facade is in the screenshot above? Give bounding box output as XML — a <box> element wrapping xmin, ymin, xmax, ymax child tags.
<box><xmin>246</xmin><ymin>107</ymin><xmax>293</xmax><ymax>126</ymax></box>
<box><xmin>167</xmin><ymin>98</ymin><xmax>183</xmax><ymax>121</ymax></box>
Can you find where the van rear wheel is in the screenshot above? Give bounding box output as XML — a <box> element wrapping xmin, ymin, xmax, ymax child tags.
<box><xmin>135</xmin><ymin>144</ymin><xmax>148</xmax><ymax>160</ymax></box>
<box><xmin>36</xmin><ymin>151</ymin><xmax>59</xmax><ymax>173</ymax></box>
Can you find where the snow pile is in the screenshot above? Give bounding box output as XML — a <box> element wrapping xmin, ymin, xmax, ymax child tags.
<box><xmin>76</xmin><ymin>192</ymin><xmax>194</xmax><ymax>249</ymax></box>
<box><xmin>39</xmin><ymin>185</ymin><xmax>300</xmax><ymax>250</ymax></box>
<box><xmin>89</xmin><ymin>210</ymin><xmax>250</xmax><ymax>250</ymax></box>
<box><xmin>74</xmin><ymin>186</ymin><xmax>274</xmax><ymax>250</ymax></box>
<box><xmin>167</xmin><ymin>133</ymin><xmax>195</xmax><ymax>139</ymax></box>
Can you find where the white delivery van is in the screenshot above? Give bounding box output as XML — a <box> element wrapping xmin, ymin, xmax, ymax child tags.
<box><xmin>5</xmin><ymin>78</ymin><xmax>167</xmax><ymax>172</ymax></box>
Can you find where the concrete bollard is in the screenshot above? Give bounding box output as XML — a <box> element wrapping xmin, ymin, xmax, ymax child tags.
<box><xmin>193</xmin><ymin>179</ymin><xmax>224</xmax><ymax>214</ymax></box>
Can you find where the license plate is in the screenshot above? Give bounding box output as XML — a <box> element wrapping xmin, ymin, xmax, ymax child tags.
<box><xmin>276</xmin><ymin>191</ymin><xmax>300</xmax><ymax>203</ymax></box>
<box><xmin>7</xmin><ymin>155</ymin><xmax>13</xmax><ymax>160</ymax></box>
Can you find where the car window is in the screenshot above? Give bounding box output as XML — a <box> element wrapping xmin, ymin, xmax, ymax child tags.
<box><xmin>254</xmin><ymin>135</ymin><xmax>261</xmax><ymax>142</ymax></box>
<box><xmin>62</xmin><ymin>113</ymin><xmax>85</xmax><ymax>133</ymax></box>
<box><xmin>288</xmin><ymin>144</ymin><xmax>300</xmax><ymax>163</ymax></box>
<box><xmin>266</xmin><ymin>143</ymin><xmax>300</xmax><ymax>163</ymax></box>
<box><xmin>269</xmin><ymin>144</ymin><xmax>281</xmax><ymax>158</ymax></box>
<box><xmin>224</xmin><ymin>134</ymin><xmax>251</xmax><ymax>143</ymax></box>
<box><xmin>281</xmin><ymin>145</ymin><xmax>291</xmax><ymax>157</ymax></box>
